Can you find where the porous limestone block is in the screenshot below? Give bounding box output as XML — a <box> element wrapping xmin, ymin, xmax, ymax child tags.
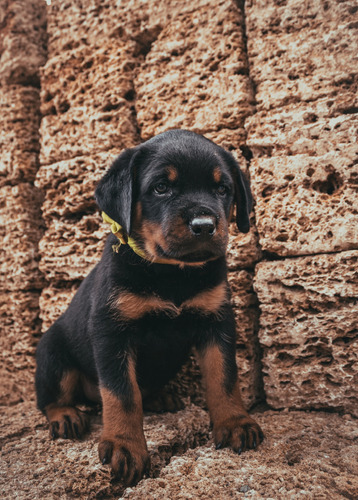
<box><xmin>135</xmin><ymin>0</ymin><xmax>253</xmax><ymax>139</ymax></box>
<box><xmin>0</xmin><ymin>86</ymin><xmax>41</xmax><ymax>186</ymax></box>
<box><xmin>38</xmin><ymin>214</ymin><xmax>107</xmax><ymax>282</ymax></box>
<box><xmin>250</xmin><ymin>149</ymin><xmax>358</xmax><ymax>256</ymax></box>
<box><xmin>254</xmin><ymin>251</ymin><xmax>358</xmax><ymax>417</ymax></box>
<box><xmin>0</xmin><ymin>0</ymin><xmax>46</xmax><ymax>86</ymax></box>
<box><xmin>40</xmin><ymin>43</ymin><xmax>139</xmax><ymax>165</ymax></box>
<box><xmin>227</xmin><ymin>222</ymin><xmax>262</xmax><ymax>270</ymax></box>
<box><xmin>0</xmin><ymin>183</ymin><xmax>44</xmax><ymax>291</ymax></box>
<box><xmin>246</xmin><ymin>0</ymin><xmax>358</xmax><ymax>111</ymax></box>
<box><xmin>36</xmin><ymin>151</ymin><xmax>117</xmax><ymax>222</ymax></box>
<box><xmin>0</xmin><ymin>290</ymin><xmax>41</xmax><ymax>405</ymax></box>
<box><xmin>246</xmin><ymin>98</ymin><xmax>358</xmax><ymax>158</ymax></box>
<box><xmin>46</xmin><ymin>0</ymin><xmax>217</xmax><ymax>58</ymax></box>
<box><xmin>229</xmin><ymin>271</ymin><xmax>261</xmax><ymax>409</ymax></box>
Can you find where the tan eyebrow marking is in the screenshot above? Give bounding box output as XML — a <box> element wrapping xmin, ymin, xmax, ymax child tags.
<box><xmin>213</xmin><ymin>167</ymin><xmax>222</xmax><ymax>183</ymax></box>
<box><xmin>166</xmin><ymin>165</ymin><xmax>178</xmax><ymax>182</ymax></box>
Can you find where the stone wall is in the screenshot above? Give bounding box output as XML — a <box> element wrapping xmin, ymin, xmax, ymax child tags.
<box><xmin>246</xmin><ymin>0</ymin><xmax>358</xmax><ymax>417</ymax></box>
<box><xmin>0</xmin><ymin>0</ymin><xmax>47</xmax><ymax>405</ymax></box>
<box><xmin>1</xmin><ymin>0</ymin><xmax>357</xmax><ymax>415</ymax></box>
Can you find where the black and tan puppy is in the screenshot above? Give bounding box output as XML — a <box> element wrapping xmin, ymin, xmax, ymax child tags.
<box><xmin>35</xmin><ymin>129</ymin><xmax>264</xmax><ymax>485</ymax></box>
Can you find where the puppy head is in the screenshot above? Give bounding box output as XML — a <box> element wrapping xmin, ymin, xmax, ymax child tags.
<box><xmin>95</xmin><ymin>130</ymin><xmax>252</xmax><ymax>265</ymax></box>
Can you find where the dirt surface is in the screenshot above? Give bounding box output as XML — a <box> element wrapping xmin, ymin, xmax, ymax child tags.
<box><xmin>1</xmin><ymin>401</ymin><xmax>357</xmax><ymax>499</ymax></box>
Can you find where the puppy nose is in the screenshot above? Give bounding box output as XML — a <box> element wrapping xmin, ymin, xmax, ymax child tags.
<box><xmin>189</xmin><ymin>216</ymin><xmax>216</xmax><ymax>237</ymax></box>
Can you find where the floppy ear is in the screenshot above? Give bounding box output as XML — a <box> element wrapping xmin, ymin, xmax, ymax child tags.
<box><xmin>220</xmin><ymin>150</ymin><xmax>253</xmax><ymax>233</ymax></box>
<box><xmin>95</xmin><ymin>147</ymin><xmax>141</xmax><ymax>235</ymax></box>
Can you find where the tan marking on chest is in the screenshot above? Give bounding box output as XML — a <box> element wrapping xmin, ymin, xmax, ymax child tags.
<box><xmin>182</xmin><ymin>281</ymin><xmax>228</xmax><ymax>315</ymax></box>
<box><xmin>113</xmin><ymin>292</ymin><xmax>179</xmax><ymax>320</ymax></box>
<box><xmin>112</xmin><ymin>282</ymin><xmax>228</xmax><ymax>320</ymax></box>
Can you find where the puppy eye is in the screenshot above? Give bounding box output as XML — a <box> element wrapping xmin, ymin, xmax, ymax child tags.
<box><xmin>217</xmin><ymin>184</ymin><xmax>227</xmax><ymax>196</ymax></box>
<box><xmin>154</xmin><ymin>182</ymin><xmax>170</xmax><ymax>195</ymax></box>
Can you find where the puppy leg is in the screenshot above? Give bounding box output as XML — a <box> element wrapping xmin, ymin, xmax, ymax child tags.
<box><xmin>196</xmin><ymin>315</ymin><xmax>264</xmax><ymax>453</ymax></box>
<box><xmin>35</xmin><ymin>325</ymin><xmax>89</xmax><ymax>439</ymax></box>
<box><xmin>97</xmin><ymin>354</ymin><xmax>150</xmax><ymax>485</ymax></box>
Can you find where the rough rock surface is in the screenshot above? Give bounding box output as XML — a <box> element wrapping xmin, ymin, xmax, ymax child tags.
<box><xmin>1</xmin><ymin>401</ymin><xmax>210</xmax><ymax>499</ymax></box>
<box><xmin>0</xmin><ymin>86</ymin><xmax>42</xmax><ymax>186</ymax></box>
<box><xmin>0</xmin><ymin>0</ymin><xmax>46</xmax><ymax>408</ymax></box>
<box><xmin>134</xmin><ymin>0</ymin><xmax>252</xmax><ymax>139</ymax></box>
<box><xmin>246</xmin><ymin>0</ymin><xmax>358</xmax><ymax>257</ymax></box>
<box><xmin>249</xmin><ymin>149</ymin><xmax>358</xmax><ymax>256</ymax></box>
<box><xmin>2</xmin><ymin>403</ymin><xmax>357</xmax><ymax>499</ymax></box>
<box><xmin>254</xmin><ymin>251</ymin><xmax>358</xmax><ymax>417</ymax></box>
<box><xmin>0</xmin><ymin>0</ymin><xmax>46</xmax><ymax>86</ymax></box>
<box><xmin>0</xmin><ymin>291</ymin><xmax>40</xmax><ymax>406</ymax></box>
<box><xmin>122</xmin><ymin>410</ymin><xmax>358</xmax><ymax>500</ymax></box>
<box><xmin>39</xmin><ymin>44</ymin><xmax>139</xmax><ymax>166</ymax></box>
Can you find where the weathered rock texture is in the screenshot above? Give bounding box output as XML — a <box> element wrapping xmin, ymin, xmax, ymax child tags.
<box><xmin>245</xmin><ymin>0</ymin><xmax>358</xmax><ymax>416</ymax></box>
<box><xmin>122</xmin><ymin>410</ymin><xmax>358</xmax><ymax>500</ymax></box>
<box><xmin>1</xmin><ymin>403</ymin><xmax>357</xmax><ymax>499</ymax></box>
<box><xmin>0</xmin><ymin>401</ymin><xmax>210</xmax><ymax>499</ymax></box>
<box><xmin>254</xmin><ymin>251</ymin><xmax>358</xmax><ymax>417</ymax></box>
<box><xmin>245</xmin><ymin>0</ymin><xmax>358</xmax><ymax>257</ymax></box>
<box><xmin>0</xmin><ymin>0</ymin><xmax>47</xmax><ymax>406</ymax></box>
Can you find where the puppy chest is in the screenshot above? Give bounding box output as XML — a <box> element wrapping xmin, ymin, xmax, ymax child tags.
<box><xmin>110</xmin><ymin>282</ymin><xmax>228</xmax><ymax>321</ymax></box>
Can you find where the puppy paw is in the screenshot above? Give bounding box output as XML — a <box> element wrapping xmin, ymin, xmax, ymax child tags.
<box><xmin>46</xmin><ymin>406</ymin><xmax>89</xmax><ymax>440</ymax></box>
<box><xmin>99</xmin><ymin>437</ymin><xmax>150</xmax><ymax>485</ymax></box>
<box><xmin>213</xmin><ymin>415</ymin><xmax>264</xmax><ymax>454</ymax></box>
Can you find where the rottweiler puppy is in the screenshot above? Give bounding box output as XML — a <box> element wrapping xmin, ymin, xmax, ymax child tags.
<box><xmin>35</xmin><ymin>129</ymin><xmax>264</xmax><ymax>485</ymax></box>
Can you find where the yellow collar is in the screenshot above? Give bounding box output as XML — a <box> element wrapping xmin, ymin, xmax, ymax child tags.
<box><xmin>102</xmin><ymin>212</ymin><xmax>149</xmax><ymax>260</ymax></box>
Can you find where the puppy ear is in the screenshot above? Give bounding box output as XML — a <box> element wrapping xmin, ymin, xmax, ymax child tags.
<box><xmin>95</xmin><ymin>147</ymin><xmax>141</xmax><ymax>235</ymax></box>
<box><xmin>220</xmin><ymin>150</ymin><xmax>253</xmax><ymax>233</ymax></box>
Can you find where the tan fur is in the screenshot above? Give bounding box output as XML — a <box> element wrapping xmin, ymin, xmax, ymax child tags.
<box><xmin>140</xmin><ymin>221</ymin><xmax>169</xmax><ymax>257</ymax></box>
<box><xmin>137</xmin><ymin>220</ymin><xmax>210</xmax><ymax>266</ymax></box>
<box><xmin>114</xmin><ymin>291</ymin><xmax>179</xmax><ymax>320</ymax></box>
<box><xmin>56</xmin><ymin>369</ymin><xmax>79</xmax><ymax>405</ymax></box>
<box><xmin>196</xmin><ymin>344</ymin><xmax>247</xmax><ymax>426</ymax></box>
<box><xmin>183</xmin><ymin>281</ymin><xmax>228</xmax><ymax>315</ymax></box>
<box><xmin>100</xmin><ymin>359</ymin><xmax>145</xmax><ymax>446</ymax></box>
<box><xmin>213</xmin><ymin>166</ymin><xmax>222</xmax><ymax>183</ymax></box>
<box><xmin>112</xmin><ymin>282</ymin><xmax>228</xmax><ymax>320</ymax></box>
<box><xmin>133</xmin><ymin>201</ymin><xmax>143</xmax><ymax>228</ymax></box>
<box><xmin>81</xmin><ymin>374</ymin><xmax>101</xmax><ymax>403</ymax></box>
<box><xmin>166</xmin><ymin>165</ymin><xmax>178</xmax><ymax>182</ymax></box>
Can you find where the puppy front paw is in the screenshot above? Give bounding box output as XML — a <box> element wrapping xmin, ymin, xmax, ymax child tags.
<box><xmin>99</xmin><ymin>437</ymin><xmax>150</xmax><ymax>485</ymax></box>
<box><xmin>213</xmin><ymin>415</ymin><xmax>264</xmax><ymax>454</ymax></box>
<box><xmin>46</xmin><ymin>406</ymin><xmax>89</xmax><ymax>440</ymax></box>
